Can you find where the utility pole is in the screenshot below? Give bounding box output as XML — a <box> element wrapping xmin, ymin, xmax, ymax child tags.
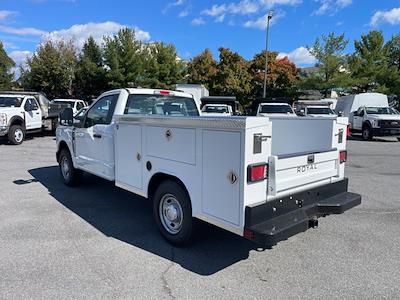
<box><xmin>263</xmin><ymin>10</ymin><xmax>273</xmax><ymax>99</ymax></box>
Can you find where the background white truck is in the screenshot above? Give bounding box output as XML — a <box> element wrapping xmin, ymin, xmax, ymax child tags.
<box><xmin>0</xmin><ymin>91</ymin><xmax>61</xmax><ymax>145</ymax></box>
<box><xmin>336</xmin><ymin>93</ymin><xmax>400</xmax><ymax>140</ymax></box>
<box><xmin>257</xmin><ymin>102</ymin><xmax>296</xmax><ymax>117</ymax></box>
<box><xmin>56</xmin><ymin>88</ymin><xmax>361</xmax><ymax>247</ymax></box>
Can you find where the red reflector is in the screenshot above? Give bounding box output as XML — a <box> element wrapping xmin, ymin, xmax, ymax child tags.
<box><xmin>346</xmin><ymin>124</ymin><xmax>351</xmax><ymax>137</ymax></box>
<box><xmin>339</xmin><ymin>150</ymin><xmax>347</xmax><ymax>163</ymax></box>
<box><xmin>248</xmin><ymin>164</ymin><xmax>268</xmax><ymax>182</ymax></box>
<box><xmin>243</xmin><ymin>229</ymin><xmax>254</xmax><ymax>240</ymax></box>
<box><xmin>159</xmin><ymin>90</ymin><xmax>170</xmax><ymax>95</ymax></box>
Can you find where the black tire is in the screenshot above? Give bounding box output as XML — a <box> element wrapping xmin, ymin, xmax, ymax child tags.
<box><xmin>8</xmin><ymin>125</ymin><xmax>25</xmax><ymax>145</ymax></box>
<box><xmin>58</xmin><ymin>148</ymin><xmax>81</xmax><ymax>186</ymax></box>
<box><xmin>362</xmin><ymin>125</ymin><xmax>373</xmax><ymax>141</ymax></box>
<box><xmin>153</xmin><ymin>180</ymin><xmax>193</xmax><ymax>246</ymax></box>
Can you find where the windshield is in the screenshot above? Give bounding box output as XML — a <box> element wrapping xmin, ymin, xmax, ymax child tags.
<box><xmin>52</xmin><ymin>100</ymin><xmax>75</xmax><ymax>107</ymax></box>
<box><xmin>0</xmin><ymin>97</ymin><xmax>23</xmax><ymax>108</ymax></box>
<box><xmin>124</xmin><ymin>94</ymin><xmax>199</xmax><ymax>116</ymax></box>
<box><xmin>202</xmin><ymin>105</ymin><xmax>229</xmax><ymax>113</ymax></box>
<box><xmin>307</xmin><ymin>107</ymin><xmax>335</xmax><ymax>115</ymax></box>
<box><xmin>365</xmin><ymin>107</ymin><xmax>398</xmax><ymax>115</ymax></box>
<box><xmin>259</xmin><ymin>104</ymin><xmax>293</xmax><ymax>114</ymax></box>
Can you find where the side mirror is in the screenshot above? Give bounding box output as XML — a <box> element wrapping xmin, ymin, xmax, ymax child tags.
<box><xmin>353</xmin><ymin>111</ymin><xmax>358</xmax><ymax>117</ymax></box>
<box><xmin>59</xmin><ymin>108</ymin><xmax>74</xmax><ymax>126</ymax></box>
<box><xmin>338</xmin><ymin>111</ymin><xmax>344</xmax><ymax>117</ymax></box>
<box><xmin>298</xmin><ymin>109</ymin><xmax>305</xmax><ymax>116</ymax></box>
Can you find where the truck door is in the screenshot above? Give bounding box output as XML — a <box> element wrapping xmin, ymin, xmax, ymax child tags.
<box><xmin>74</xmin><ymin>94</ymin><xmax>118</xmax><ymax>178</ymax></box>
<box><xmin>24</xmin><ymin>98</ymin><xmax>42</xmax><ymax>130</ymax></box>
<box><xmin>353</xmin><ymin>108</ymin><xmax>364</xmax><ymax>130</ymax></box>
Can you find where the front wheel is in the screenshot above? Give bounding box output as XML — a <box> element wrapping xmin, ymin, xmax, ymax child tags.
<box><xmin>8</xmin><ymin>125</ymin><xmax>25</xmax><ymax>145</ymax></box>
<box><xmin>153</xmin><ymin>180</ymin><xmax>193</xmax><ymax>246</ymax></box>
<box><xmin>362</xmin><ymin>126</ymin><xmax>373</xmax><ymax>141</ymax></box>
<box><xmin>59</xmin><ymin>149</ymin><xmax>81</xmax><ymax>186</ymax></box>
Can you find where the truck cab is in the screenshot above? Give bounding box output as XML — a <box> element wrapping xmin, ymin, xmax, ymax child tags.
<box><xmin>351</xmin><ymin>106</ymin><xmax>400</xmax><ymax>140</ymax></box>
<box><xmin>0</xmin><ymin>94</ymin><xmax>43</xmax><ymax>144</ymax></box>
<box><xmin>257</xmin><ymin>103</ymin><xmax>296</xmax><ymax>117</ymax></box>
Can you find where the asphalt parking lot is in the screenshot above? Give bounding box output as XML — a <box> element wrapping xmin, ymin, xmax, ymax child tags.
<box><xmin>0</xmin><ymin>135</ymin><xmax>399</xmax><ymax>299</ymax></box>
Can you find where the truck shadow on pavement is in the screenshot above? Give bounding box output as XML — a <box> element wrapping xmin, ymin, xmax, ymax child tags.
<box><xmin>28</xmin><ymin>166</ymin><xmax>259</xmax><ymax>276</ymax></box>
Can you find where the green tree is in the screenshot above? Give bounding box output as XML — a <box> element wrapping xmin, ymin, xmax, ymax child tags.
<box><xmin>213</xmin><ymin>47</ymin><xmax>252</xmax><ymax>104</ymax></box>
<box><xmin>187</xmin><ymin>49</ymin><xmax>218</xmax><ymax>89</ymax></box>
<box><xmin>74</xmin><ymin>37</ymin><xmax>107</xmax><ymax>99</ymax></box>
<box><xmin>141</xmin><ymin>42</ymin><xmax>185</xmax><ymax>89</ymax></box>
<box><xmin>303</xmin><ymin>33</ymin><xmax>351</xmax><ymax>96</ymax></box>
<box><xmin>385</xmin><ymin>34</ymin><xmax>400</xmax><ymax>72</ymax></box>
<box><xmin>21</xmin><ymin>40</ymin><xmax>77</xmax><ymax>98</ymax></box>
<box><xmin>349</xmin><ymin>30</ymin><xmax>399</xmax><ymax>94</ymax></box>
<box><xmin>103</xmin><ymin>28</ymin><xmax>144</xmax><ymax>88</ymax></box>
<box><xmin>250</xmin><ymin>51</ymin><xmax>298</xmax><ymax>98</ymax></box>
<box><xmin>0</xmin><ymin>41</ymin><xmax>15</xmax><ymax>89</ymax></box>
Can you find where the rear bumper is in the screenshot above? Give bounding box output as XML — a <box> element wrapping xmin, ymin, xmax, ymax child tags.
<box><xmin>244</xmin><ymin>178</ymin><xmax>361</xmax><ymax>248</ymax></box>
<box><xmin>372</xmin><ymin>127</ymin><xmax>400</xmax><ymax>137</ymax></box>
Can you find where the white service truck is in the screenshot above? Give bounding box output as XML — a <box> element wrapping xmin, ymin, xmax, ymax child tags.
<box><xmin>56</xmin><ymin>88</ymin><xmax>361</xmax><ymax>247</ymax></box>
<box><xmin>0</xmin><ymin>91</ymin><xmax>60</xmax><ymax>145</ymax></box>
<box><xmin>336</xmin><ymin>93</ymin><xmax>400</xmax><ymax>140</ymax></box>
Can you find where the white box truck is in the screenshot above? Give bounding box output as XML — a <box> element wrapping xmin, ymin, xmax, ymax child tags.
<box><xmin>335</xmin><ymin>93</ymin><xmax>400</xmax><ymax>140</ymax></box>
<box><xmin>56</xmin><ymin>88</ymin><xmax>361</xmax><ymax>247</ymax></box>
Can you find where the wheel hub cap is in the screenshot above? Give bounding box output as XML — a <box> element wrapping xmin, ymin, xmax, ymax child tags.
<box><xmin>14</xmin><ymin>129</ymin><xmax>23</xmax><ymax>142</ymax></box>
<box><xmin>159</xmin><ymin>195</ymin><xmax>183</xmax><ymax>235</ymax></box>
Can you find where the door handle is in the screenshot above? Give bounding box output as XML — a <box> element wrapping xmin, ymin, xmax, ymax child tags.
<box><xmin>35</xmin><ymin>112</ymin><xmax>40</xmax><ymax>115</ymax></box>
<box><xmin>93</xmin><ymin>134</ymin><xmax>102</xmax><ymax>139</ymax></box>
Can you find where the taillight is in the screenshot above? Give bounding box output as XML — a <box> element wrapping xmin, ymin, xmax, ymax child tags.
<box><xmin>339</xmin><ymin>150</ymin><xmax>347</xmax><ymax>163</ymax></box>
<box><xmin>247</xmin><ymin>163</ymin><xmax>268</xmax><ymax>183</ymax></box>
<box><xmin>346</xmin><ymin>124</ymin><xmax>351</xmax><ymax>137</ymax></box>
<box><xmin>158</xmin><ymin>90</ymin><xmax>170</xmax><ymax>95</ymax></box>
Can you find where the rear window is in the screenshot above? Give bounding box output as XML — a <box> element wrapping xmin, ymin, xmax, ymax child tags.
<box><xmin>124</xmin><ymin>94</ymin><xmax>199</xmax><ymax>117</ymax></box>
<box><xmin>307</xmin><ymin>107</ymin><xmax>335</xmax><ymax>115</ymax></box>
<box><xmin>260</xmin><ymin>104</ymin><xmax>293</xmax><ymax>114</ymax></box>
<box><xmin>202</xmin><ymin>106</ymin><xmax>229</xmax><ymax>113</ymax></box>
<box><xmin>52</xmin><ymin>101</ymin><xmax>75</xmax><ymax>107</ymax></box>
<box><xmin>365</xmin><ymin>107</ymin><xmax>398</xmax><ymax>115</ymax></box>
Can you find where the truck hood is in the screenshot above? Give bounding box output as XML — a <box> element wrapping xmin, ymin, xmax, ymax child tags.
<box><xmin>0</xmin><ymin>107</ymin><xmax>22</xmax><ymax>116</ymax></box>
<box><xmin>368</xmin><ymin>114</ymin><xmax>400</xmax><ymax>120</ymax></box>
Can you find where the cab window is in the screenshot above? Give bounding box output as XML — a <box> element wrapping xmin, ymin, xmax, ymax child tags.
<box><xmin>24</xmin><ymin>98</ymin><xmax>39</xmax><ymax>111</ymax></box>
<box><xmin>85</xmin><ymin>94</ymin><xmax>118</xmax><ymax>127</ymax></box>
<box><xmin>76</xmin><ymin>101</ymin><xmax>85</xmax><ymax>111</ymax></box>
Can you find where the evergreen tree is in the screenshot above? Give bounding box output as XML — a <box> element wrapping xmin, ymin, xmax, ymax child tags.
<box><xmin>302</xmin><ymin>33</ymin><xmax>351</xmax><ymax>96</ymax></box>
<box><xmin>0</xmin><ymin>41</ymin><xmax>15</xmax><ymax>90</ymax></box>
<box><xmin>21</xmin><ymin>40</ymin><xmax>76</xmax><ymax>98</ymax></box>
<box><xmin>103</xmin><ymin>28</ymin><xmax>144</xmax><ymax>88</ymax></box>
<box><xmin>74</xmin><ymin>37</ymin><xmax>107</xmax><ymax>99</ymax></box>
<box><xmin>349</xmin><ymin>30</ymin><xmax>399</xmax><ymax>94</ymax></box>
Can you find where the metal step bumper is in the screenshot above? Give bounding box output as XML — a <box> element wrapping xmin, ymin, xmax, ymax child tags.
<box><xmin>244</xmin><ymin>178</ymin><xmax>361</xmax><ymax>248</ymax></box>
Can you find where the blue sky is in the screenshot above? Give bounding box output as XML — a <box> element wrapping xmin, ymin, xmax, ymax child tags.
<box><xmin>1</xmin><ymin>0</ymin><xmax>400</xmax><ymax>70</ymax></box>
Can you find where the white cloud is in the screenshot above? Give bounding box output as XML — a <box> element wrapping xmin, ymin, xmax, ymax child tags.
<box><xmin>243</xmin><ymin>11</ymin><xmax>285</xmax><ymax>29</ymax></box>
<box><xmin>312</xmin><ymin>0</ymin><xmax>352</xmax><ymax>16</ymax></box>
<box><xmin>370</xmin><ymin>7</ymin><xmax>400</xmax><ymax>26</ymax></box>
<box><xmin>0</xmin><ymin>25</ymin><xmax>45</xmax><ymax>36</ymax></box>
<box><xmin>163</xmin><ymin>0</ymin><xmax>185</xmax><ymax>14</ymax></box>
<box><xmin>44</xmin><ymin>21</ymin><xmax>150</xmax><ymax>50</ymax></box>
<box><xmin>0</xmin><ymin>10</ymin><xmax>16</xmax><ymax>20</ymax></box>
<box><xmin>201</xmin><ymin>0</ymin><xmax>300</xmax><ymax>23</ymax></box>
<box><xmin>215</xmin><ymin>14</ymin><xmax>226</xmax><ymax>23</ymax></box>
<box><xmin>8</xmin><ymin>50</ymin><xmax>33</xmax><ymax>79</ymax></box>
<box><xmin>191</xmin><ymin>17</ymin><xmax>205</xmax><ymax>26</ymax></box>
<box><xmin>278</xmin><ymin>47</ymin><xmax>316</xmax><ymax>66</ymax></box>
<box><xmin>179</xmin><ymin>10</ymin><xmax>189</xmax><ymax>17</ymax></box>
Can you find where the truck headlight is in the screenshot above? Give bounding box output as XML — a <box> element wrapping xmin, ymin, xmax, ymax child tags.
<box><xmin>372</xmin><ymin>120</ymin><xmax>380</xmax><ymax>128</ymax></box>
<box><xmin>0</xmin><ymin>113</ymin><xmax>7</xmax><ymax>126</ymax></box>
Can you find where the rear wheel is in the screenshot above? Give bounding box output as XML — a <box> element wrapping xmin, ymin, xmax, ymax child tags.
<box><xmin>362</xmin><ymin>125</ymin><xmax>373</xmax><ymax>141</ymax></box>
<box><xmin>8</xmin><ymin>125</ymin><xmax>25</xmax><ymax>145</ymax></box>
<box><xmin>153</xmin><ymin>180</ymin><xmax>193</xmax><ymax>246</ymax></box>
<box><xmin>59</xmin><ymin>149</ymin><xmax>81</xmax><ymax>186</ymax></box>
